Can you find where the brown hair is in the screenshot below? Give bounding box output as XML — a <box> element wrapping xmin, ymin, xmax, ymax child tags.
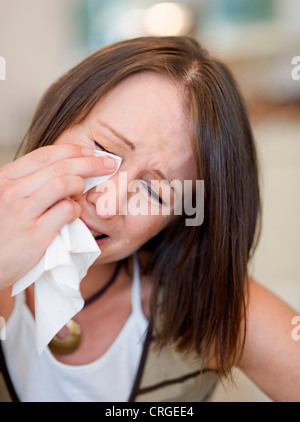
<box><xmin>17</xmin><ymin>36</ymin><xmax>261</xmax><ymax>377</ymax></box>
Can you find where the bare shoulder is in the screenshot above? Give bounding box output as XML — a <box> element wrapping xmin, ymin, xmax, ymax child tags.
<box><xmin>238</xmin><ymin>278</ymin><xmax>300</xmax><ymax>401</ymax></box>
<box><xmin>0</xmin><ymin>286</ymin><xmax>15</xmax><ymax>320</ymax></box>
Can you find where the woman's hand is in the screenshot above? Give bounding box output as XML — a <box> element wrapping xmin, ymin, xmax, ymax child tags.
<box><xmin>0</xmin><ymin>143</ymin><xmax>116</xmax><ymax>290</ymax></box>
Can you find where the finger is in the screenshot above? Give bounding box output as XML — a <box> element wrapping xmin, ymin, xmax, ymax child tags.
<box><xmin>25</xmin><ymin>175</ymin><xmax>86</xmax><ymax>217</ymax></box>
<box><xmin>13</xmin><ymin>155</ymin><xmax>116</xmax><ymax>198</ymax></box>
<box><xmin>36</xmin><ymin>199</ymin><xmax>81</xmax><ymax>245</ymax></box>
<box><xmin>1</xmin><ymin>144</ymin><xmax>94</xmax><ymax>180</ymax></box>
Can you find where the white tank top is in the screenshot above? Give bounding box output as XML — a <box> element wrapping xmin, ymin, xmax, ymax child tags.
<box><xmin>2</xmin><ymin>255</ymin><xmax>148</xmax><ymax>402</ymax></box>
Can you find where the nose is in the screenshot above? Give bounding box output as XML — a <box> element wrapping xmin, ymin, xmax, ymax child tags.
<box><xmin>86</xmin><ymin>171</ymin><xmax>128</xmax><ymax>219</ymax></box>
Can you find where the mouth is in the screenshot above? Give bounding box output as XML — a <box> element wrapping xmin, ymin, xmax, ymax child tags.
<box><xmin>90</xmin><ymin>229</ymin><xmax>110</xmax><ymax>246</ymax></box>
<box><xmin>80</xmin><ymin>218</ymin><xmax>110</xmax><ymax>245</ymax></box>
<box><xmin>89</xmin><ymin>230</ymin><xmax>109</xmax><ymax>241</ymax></box>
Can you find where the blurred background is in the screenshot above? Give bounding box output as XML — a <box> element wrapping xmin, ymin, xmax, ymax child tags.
<box><xmin>0</xmin><ymin>0</ymin><xmax>299</xmax><ymax>401</ymax></box>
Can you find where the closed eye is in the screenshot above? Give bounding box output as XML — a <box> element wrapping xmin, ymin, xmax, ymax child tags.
<box><xmin>140</xmin><ymin>180</ymin><xmax>165</xmax><ymax>206</ymax></box>
<box><xmin>93</xmin><ymin>139</ymin><xmax>165</xmax><ymax>206</ymax></box>
<box><xmin>92</xmin><ymin>140</ymin><xmax>113</xmax><ymax>155</ymax></box>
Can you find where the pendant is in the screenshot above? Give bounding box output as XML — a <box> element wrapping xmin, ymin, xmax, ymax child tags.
<box><xmin>48</xmin><ymin>319</ymin><xmax>82</xmax><ymax>355</ymax></box>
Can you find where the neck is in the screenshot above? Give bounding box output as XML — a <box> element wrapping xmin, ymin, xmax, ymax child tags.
<box><xmin>80</xmin><ymin>258</ymin><xmax>132</xmax><ymax>301</ymax></box>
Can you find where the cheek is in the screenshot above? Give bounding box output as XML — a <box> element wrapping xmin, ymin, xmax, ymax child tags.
<box><xmin>125</xmin><ymin>214</ymin><xmax>170</xmax><ymax>246</ymax></box>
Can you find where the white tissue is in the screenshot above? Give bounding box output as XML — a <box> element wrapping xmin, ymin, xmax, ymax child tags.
<box><xmin>12</xmin><ymin>150</ymin><xmax>122</xmax><ymax>354</ymax></box>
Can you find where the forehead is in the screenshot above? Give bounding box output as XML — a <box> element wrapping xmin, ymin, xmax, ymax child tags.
<box><xmin>88</xmin><ymin>72</ymin><xmax>196</xmax><ymax>181</ymax></box>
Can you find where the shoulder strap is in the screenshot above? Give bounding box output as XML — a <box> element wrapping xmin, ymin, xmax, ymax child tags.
<box><xmin>128</xmin><ymin>323</ymin><xmax>153</xmax><ymax>402</ymax></box>
<box><xmin>128</xmin><ymin>323</ymin><xmax>218</xmax><ymax>402</ymax></box>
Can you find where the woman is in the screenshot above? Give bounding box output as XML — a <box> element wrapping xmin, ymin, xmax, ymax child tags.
<box><xmin>0</xmin><ymin>36</ymin><xmax>299</xmax><ymax>402</ymax></box>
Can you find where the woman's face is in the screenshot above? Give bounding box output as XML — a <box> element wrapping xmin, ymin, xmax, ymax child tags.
<box><xmin>55</xmin><ymin>72</ymin><xmax>196</xmax><ymax>264</ymax></box>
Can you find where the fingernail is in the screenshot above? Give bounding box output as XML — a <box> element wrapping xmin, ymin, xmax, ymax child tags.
<box><xmin>104</xmin><ymin>157</ymin><xmax>116</xmax><ymax>169</ymax></box>
<box><xmin>81</xmin><ymin>148</ymin><xmax>94</xmax><ymax>156</ymax></box>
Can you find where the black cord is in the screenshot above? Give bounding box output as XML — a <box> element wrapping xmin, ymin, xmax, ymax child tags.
<box><xmin>83</xmin><ymin>261</ymin><xmax>123</xmax><ymax>308</ymax></box>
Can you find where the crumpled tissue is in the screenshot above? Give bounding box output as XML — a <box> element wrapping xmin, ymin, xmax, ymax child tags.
<box><xmin>12</xmin><ymin>150</ymin><xmax>122</xmax><ymax>354</ymax></box>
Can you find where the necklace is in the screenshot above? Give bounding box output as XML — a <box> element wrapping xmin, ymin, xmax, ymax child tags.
<box><xmin>48</xmin><ymin>261</ymin><xmax>123</xmax><ymax>355</ymax></box>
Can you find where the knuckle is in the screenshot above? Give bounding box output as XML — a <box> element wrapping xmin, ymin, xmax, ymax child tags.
<box><xmin>60</xmin><ymin>199</ymin><xmax>76</xmax><ymax>217</ymax></box>
<box><xmin>0</xmin><ymin>166</ymin><xmax>8</xmax><ymax>181</ymax></box>
<box><xmin>51</xmin><ymin>159</ymin><xmax>70</xmax><ymax>177</ymax></box>
<box><xmin>52</xmin><ymin>176</ymin><xmax>68</xmax><ymax>196</ymax></box>
<box><xmin>0</xmin><ymin>183</ymin><xmax>16</xmax><ymax>206</ymax></box>
<box><xmin>31</xmin><ymin>146</ymin><xmax>50</xmax><ymax>164</ymax></box>
<box><xmin>85</xmin><ymin>156</ymin><xmax>99</xmax><ymax>174</ymax></box>
<box><xmin>74</xmin><ymin>176</ymin><xmax>85</xmax><ymax>193</ymax></box>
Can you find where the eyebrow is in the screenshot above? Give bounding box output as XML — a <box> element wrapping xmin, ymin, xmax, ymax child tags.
<box><xmin>96</xmin><ymin>119</ymin><xmax>172</xmax><ymax>184</ymax></box>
